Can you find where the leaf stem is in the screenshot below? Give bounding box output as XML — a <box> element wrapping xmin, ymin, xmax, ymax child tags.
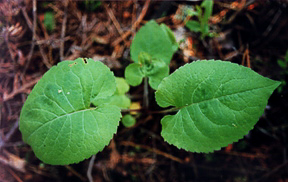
<box><xmin>149</xmin><ymin>107</ymin><xmax>179</xmax><ymax>114</ymax></box>
<box><xmin>143</xmin><ymin>77</ymin><xmax>149</xmax><ymax>109</ymax></box>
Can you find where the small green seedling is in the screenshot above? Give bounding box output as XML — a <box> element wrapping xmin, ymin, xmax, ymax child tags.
<box><xmin>20</xmin><ymin>58</ymin><xmax>280</xmax><ymax>165</ymax></box>
<box><xmin>125</xmin><ymin>20</ymin><xmax>178</xmax><ymax>89</ymax></box>
<box><xmin>43</xmin><ymin>12</ymin><xmax>55</xmax><ymax>33</ymax></box>
<box><xmin>19</xmin><ymin>21</ymin><xmax>280</xmax><ymax>165</ymax></box>
<box><xmin>125</xmin><ymin>52</ymin><xmax>169</xmax><ymax>90</ymax></box>
<box><xmin>185</xmin><ymin>0</ymin><xmax>215</xmax><ymax>39</ymax></box>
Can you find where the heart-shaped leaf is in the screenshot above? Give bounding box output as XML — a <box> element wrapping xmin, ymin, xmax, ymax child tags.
<box><xmin>155</xmin><ymin>60</ymin><xmax>280</xmax><ymax>153</ymax></box>
<box><xmin>130</xmin><ymin>20</ymin><xmax>177</xmax><ymax>65</ymax></box>
<box><xmin>19</xmin><ymin>58</ymin><xmax>121</xmax><ymax>165</ymax></box>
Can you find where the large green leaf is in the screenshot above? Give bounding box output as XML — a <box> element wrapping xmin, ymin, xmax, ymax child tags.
<box><xmin>19</xmin><ymin>58</ymin><xmax>121</xmax><ymax>165</ymax></box>
<box><xmin>130</xmin><ymin>20</ymin><xmax>175</xmax><ymax>64</ymax></box>
<box><xmin>155</xmin><ymin>60</ymin><xmax>280</xmax><ymax>153</ymax></box>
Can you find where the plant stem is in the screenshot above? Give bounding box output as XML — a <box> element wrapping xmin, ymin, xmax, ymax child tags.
<box><xmin>143</xmin><ymin>77</ymin><xmax>149</xmax><ymax>109</ymax></box>
<box><xmin>149</xmin><ymin>107</ymin><xmax>180</xmax><ymax>114</ymax></box>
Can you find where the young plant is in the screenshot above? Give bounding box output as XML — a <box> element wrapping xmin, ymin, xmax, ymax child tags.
<box><xmin>20</xmin><ymin>58</ymin><xmax>280</xmax><ymax>165</ymax></box>
<box><xmin>43</xmin><ymin>12</ymin><xmax>55</xmax><ymax>33</ymax></box>
<box><xmin>125</xmin><ymin>20</ymin><xmax>178</xmax><ymax>89</ymax></box>
<box><xmin>185</xmin><ymin>0</ymin><xmax>214</xmax><ymax>39</ymax></box>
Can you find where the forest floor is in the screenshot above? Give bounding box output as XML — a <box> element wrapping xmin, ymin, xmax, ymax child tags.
<box><xmin>0</xmin><ymin>0</ymin><xmax>288</xmax><ymax>181</ymax></box>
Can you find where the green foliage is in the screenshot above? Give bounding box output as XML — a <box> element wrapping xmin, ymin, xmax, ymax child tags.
<box><xmin>126</xmin><ymin>20</ymin><xmax>177</xmax><ymax>89</ymax></box>
<box><xmin>122</xmin><ymin>114</ymin><xmax>136</xmax><ymax>128</ymax></box>
<box><xmin>106</xmin><ymin>77</ymin><xmax>131</xmax><ymax>109</ymax></box>
<box><xmin>19</xmin><ymin>58</ymin><xmax>121</xmax><ymax>165</ymax></box>
<box><xmin>83</xmin><ymin>0</ymin><xmax>102</xmax><ymax>12</ymax></box>
<box><xmin>130</xmin><ymin>20</ymin><xmax>177</xmax><ymax>65</ymax></box>
<box><xmin>185</xmin><ymin>0</ymin><xmax>214</xmax><ymax>39</ymax></box>
<box><xmin>277</xmin><ymin>50</ymin><xmax>288</xmax><ymax>92</ymax></box>
<box><xmin>155</xmin><ymin>60</ymin><xmax>280</xmax><ymax>153</ymax></box>
<box><xmin>125</xmin><ymin>52</ymin><xmax>169</xmax><ymax>89</ymax></box>
<box><xmin>43</xmin><ymin>12</ymin><xmax>55</xmax><ymax>33</ymax></box>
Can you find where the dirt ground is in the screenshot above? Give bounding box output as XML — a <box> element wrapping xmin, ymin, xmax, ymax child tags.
<box><xmin>0</xmin><ymin>0</ymin><xmax>288</xmax><ymax>181</ymax></box>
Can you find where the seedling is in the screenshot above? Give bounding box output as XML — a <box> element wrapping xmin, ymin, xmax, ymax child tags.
<box><xmin>19</xmin><ymin>21</ymin><xmax>280</xmax><ymax>165</ymax></box>
<box><xmin>43</xmin><ymin>12</ymin><xmax>55</xmax><ymax>33</ymax></box>
<box><xmin>125</xmin><ymin>20</ymin><xmax>178</xmax><ymax>90</ymax></box>
<box><xmin>185</xmin><ymin>0</ymin><xmax>215</xmax><ymax>39</ymax></box>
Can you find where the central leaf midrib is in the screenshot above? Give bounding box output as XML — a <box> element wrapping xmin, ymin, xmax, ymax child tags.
<box><xmin>26</xmin><ymin>107</ymin><xmax>97</xmax><ymax>141</ymax></box>
<box><xmin>176</xmin><ymin>84</ymin><xmax>272</xmax><ymax>110</ymax></box>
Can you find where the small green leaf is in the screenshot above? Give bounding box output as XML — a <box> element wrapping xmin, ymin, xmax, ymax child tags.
<box><xmin>125</xmin><ymin>63</ymin><xmax>144</xmax><ymax>87</ymax></box>
<box><xmin>19</xmin><ymin>58</ymin><xmax>121</xmax><ymax>165</ymax></box>
<box><xmin>125</xmin><ymin>53</ymin><xmax>169</xmax><ymax>89</ymax></box>
<box><xmin>115</xmin><ymin>77</ymin><xmax>130</xmax><ymax>95</ymax></box>
<box><xmin>160</xmin><ymin>24</ymin><xmax>179</xmax><ymax>52</ymax></box>
<box><xmin>147</xmin><ymin>59</ymin><xmax>169</xmax><ymax>90</ymax></box>
<box><xmin>201</xmin><ymin>0</ymin><xmax>213</xmax><ymax>23</ymax></box>
<box><xmin>186</xmin><ymin>20</ymin><xmax>201</xmax><ymax>33</ymax></box>
<box><xmin>278</xmin><ymin>59</ymin><xmax>287</xmax><ymax>69</ymax></box>
<box><xmin>107</xmin><ymin>77</ymin><xmax>131</xmax><ymax>109</ymax></box>
<box><xmin>43</xmin><ymin>12</ymin><xmax>55</xmax><ymax>33</ymax></box>
<box><xmin>122</xmin><ymin>114</ymin><xmax>136</xmax><ymax>128</ymax></box>
<box><xmin>130</xmin><ymin>20</ymin><xmax>175</xmax><ymax>64</ymax></box>
<box><xmin>155</xmin><ymin>60</ymin><xmax>280</xmax><ymax>153</ymax></box>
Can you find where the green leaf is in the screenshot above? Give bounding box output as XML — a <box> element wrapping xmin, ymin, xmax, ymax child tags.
<box><xmin>155</xmin><ymin>60</ymin><xmax>280</xmax><ymax>153</ymax></box>
<box><xmin>201</xmin><ymin>0</ymin><xmax>213</xmax><ymax>23</ymax></box>
<box><xmin>122</xmin><ymin>114</ymin><xmax>136</xmax><ymax>128</ymax></box>
<box><xmin>43</xmin><ymin>12</ymin><xmax>55</xmax><ymax>33</ymax></box>
<box><xmin>125</xmin><ymin>63</ymin><xmax>144</xmax><ymax>87</ymax></box>
<box><xmin>147</xmin><ymin>59</ymin><xmax>169</xmax><ymax>90</ymax></box>
<box><xmin>107</xmin><ymin>77</ymin><xmax>131</xmax><ymax>109</ymax></box>
<box><xmin>115</xmin><ymin>77</ymin><xmax>130</xmax><ymax>95</ymax></box>
<box><xmin>19</xmin><ymin>58</ymin><xmax>121</xmax><ymax>165</ymax></box>
<box><xmin>125</xmin><ymin>53</ymin><xmax>169</xmax><ymax>89</ymax></box>
<box><xmin>277</xmin><ymin>59</ymin><xmax>287</xmax><ymax>69</ymax></box>
<box><xmin>130</xmin><ymin>20</ymin><xmax>175</xmax><ymax>64</ymax></box>
<box><xmin>186</xmin><ymin>20</ymin><xmax>201</xmax><ymax>33</ymax></box>
<box><xmin>160</xmin><ymin>24</ymin><xmax>179</xmax><ymax>52</ymax></box>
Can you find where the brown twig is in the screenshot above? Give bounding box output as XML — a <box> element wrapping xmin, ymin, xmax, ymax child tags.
<box><xmin>241</xmin><ymin>45</ymin><xmax>250</xmax><ymax>68</ymax></box>
<box><xmin>120</xmin><ymin>141</ymin><xmax>184</xmax><ymax>163</ymax></box>
<box><xmin>0</xmin><ymin>120</ymin><xmax>19</xmax><ymax>149</ymax></box>
<box><xmin>104</xmin><ymin>3</ymin><xmax>126</xmax><ymax>44</ymax></box>
<box><xmin>65</xmin><ymin>166</ymin><xmax>86</xmax><ymax>181</ymax></box>
<box><xmin>23</xmin><ymin>0</ymin><xmax>37</xmax><ymax>77</ymax></box>
<box><xmin>6</xmin><ymin>168</ymin><xmax>23</xmax><ymax>182</ymax></box>
<box><xmin>60</xmin><ymin>0</ymin><xmax>69</xmax><ymax>61</ymax></box>
<box><xmin>3</xmin><ymin>77</ymin><xmax>41</xmax><ymax>102</ymax></box>
<box><xmin>111</xmin><ymin>0</ymin><xmax>150</xmax><ymax>47</ymax></box>
<box><xmin>21</xmin><ymin>7</ymin><xmax>52</xmax><ymax>68</ymax></box>
<box><xmin>87</xmin><ymin>155</ymin><xmax>96</xmax><ymax>182</ymax></box>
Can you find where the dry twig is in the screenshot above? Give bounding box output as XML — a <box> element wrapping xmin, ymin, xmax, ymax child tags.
<box><xmin>120</xmin><ymin>141</ymin><xmax>184</xmax><ymax>163</ymax></box>
<box><xmin>3</xmin><ymin>77</ymin><xmax>40</xmax><ymax>101</ymax></box>
<box><xmin>111</xmin><ymin>0</ymin><xmax>150</xmax><ymax>47</ymax></box>
<box><xmin>60</xmin><ymin>0</ymin><xmax>69</xmax><ymax>61</ymax></box>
